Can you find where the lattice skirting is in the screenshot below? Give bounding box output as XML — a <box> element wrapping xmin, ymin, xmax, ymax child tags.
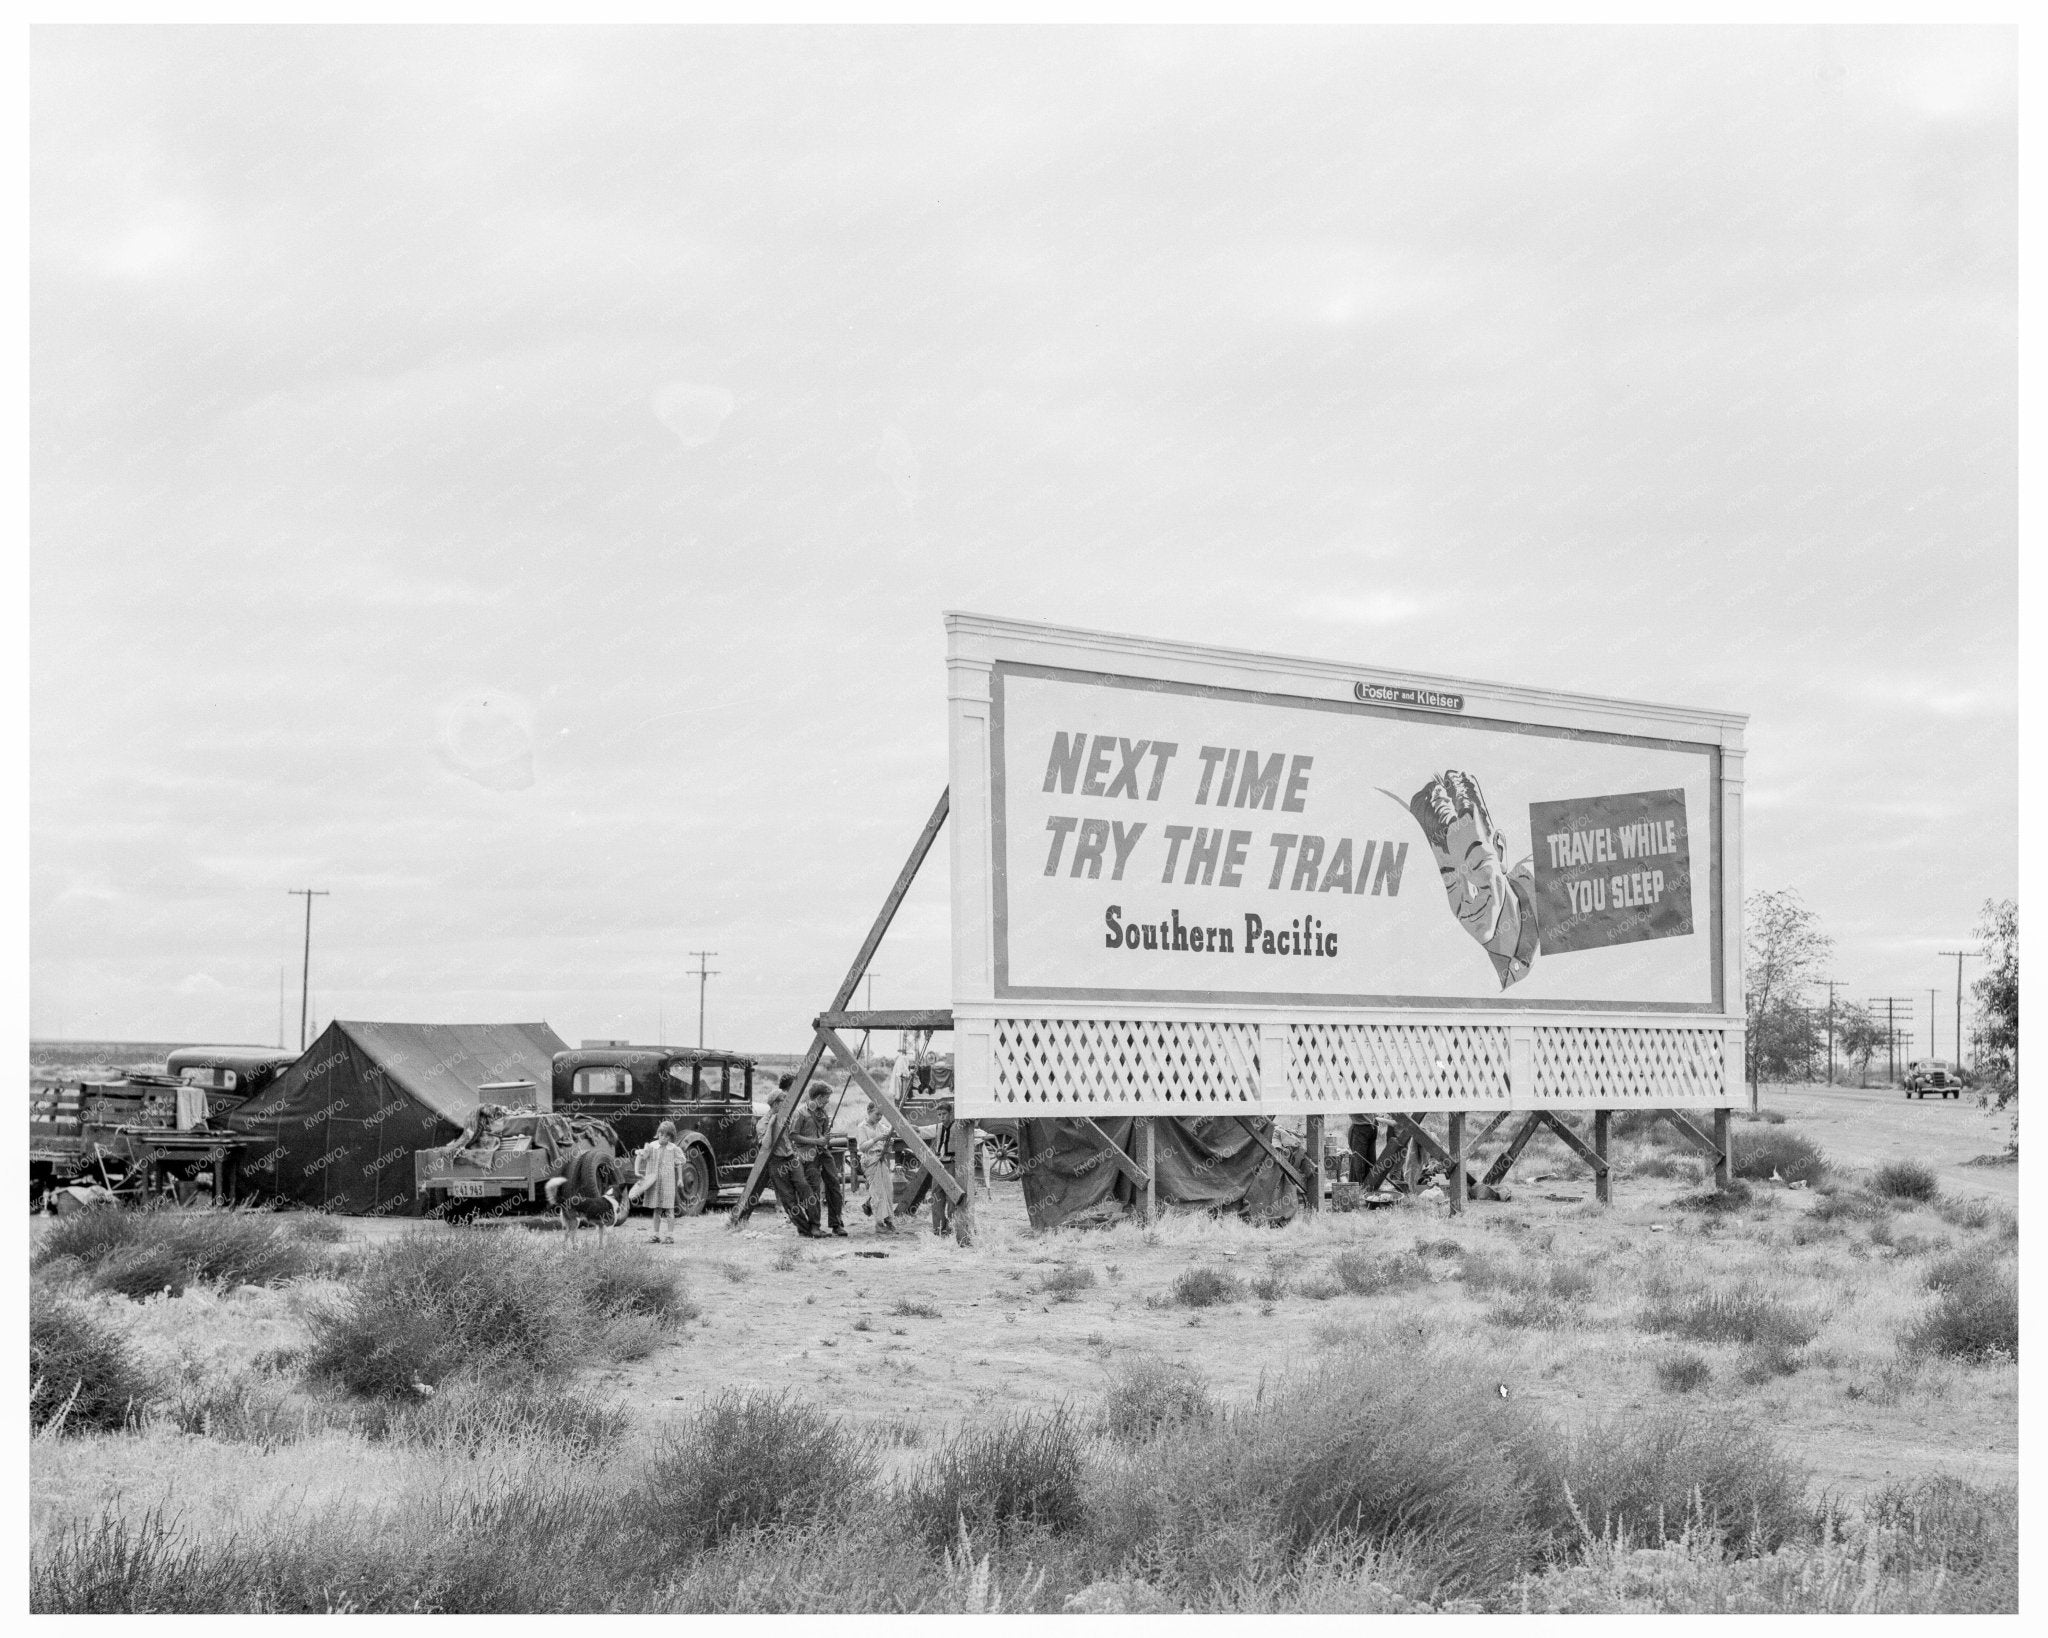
<box><xmin>986</xmin><ymin>1017</ymin><xmax>1261</xmax><ymax>1111</ymax></box>
<box><xmin>970</xmin><ymin>1017</ymin><xmax>1730</xmax><ymax>1114</ymax></box>
<box><xmin>1530</xmin><ymin>1025</ymin><xmax>1727</xmax><ymax>1104</ymax></box>
<box><xmin>1286</xmin><ymin>1022</ymin><xmax>1511</xmax><ymax>1105</ymax></box>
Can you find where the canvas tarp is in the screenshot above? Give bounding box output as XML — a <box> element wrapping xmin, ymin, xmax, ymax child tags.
<box><xmin>222</xmin><ymin>1020</ymin><xmax>566</xmax><ymax>1216</ymax></box>
<box><xmin>1017</xmin><ymin>1115</ymin><xmax>1302</xmax><ymax>1230</ymax></box>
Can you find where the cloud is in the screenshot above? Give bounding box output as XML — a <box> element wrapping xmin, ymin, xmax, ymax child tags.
<box><xmin>1297</xmin><ymin>592</ymin><xmax>1427</xmax><ymax>627</ymax></box>
<box><xmin>877</xmin><ymin>425</ymin><xmax>920</xmax><ymax>510</ymax></box>
<box><xmin>1841</xmin><ymin>676</ymin><xmax>2013</xmax><ymax>718</ymax></box>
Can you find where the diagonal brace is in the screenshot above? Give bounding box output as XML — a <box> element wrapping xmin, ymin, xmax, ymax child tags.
<box><xmin>728</xmin><ymin>787</ymin><xmax>950</xmax><ymax>1225</ymax></box>
<box><xmin>1655</xmin><ymin>1109</ymin><xmax>1723</xmax><ymax>1159</ymax></box>
<box><xmin>1481</xmin><ymin>1112</ymin><xmax>1548</xmax><ymax>1188</ymax></box>
<box><xmin>1536</xmin><ymin>1111</ymin><xmax>1609</xmax><ymax>1175</ymax></box>
<box><xmin>1234</xmin><ymin>1116</ymin><xmax>1303</xmax><ymax>1191</ymax></box>
<box><xmin>820</xmin><ymin>1027</ymin><xmax>962</xmax><ymax>1204</ymax></box>
<box><xmin>1075</xmin><ymin>1118</ymin><xmax>1150</xmax><ymax>1191</ymax></box>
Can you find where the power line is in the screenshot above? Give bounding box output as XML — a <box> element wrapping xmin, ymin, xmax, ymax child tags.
<box><xmin>689</xmin><ymin>950</ymin><xmax>720</xmax><ymax>1049</ymax></box>
<box><xmin>286</xmin><ymin>889</ymin><xmax>330</xmax><ymax>1052</ymax></box>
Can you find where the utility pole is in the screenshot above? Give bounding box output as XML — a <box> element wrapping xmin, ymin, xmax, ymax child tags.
<box><xmin>278</xmin><ymin>968</ymin><xmax>285</xmax><ymax>1051</ymax></box>
<box><xmin>1869</xmin><ymin>997</ymin><xmax>1914</xmax><ymax>1084</ymax></box>
<box><xmin>1822</xmin><ymin>979</ymin><xmax>1844</xmax><ymax>1085</ymax></box>
<box><xmin>286</xmin><ymin>889</ymin><xmax>329</xmax><ymax>1052</ymax></box>
<box><xmin>1928</xmin><ymin>988</ymin><xmax>1938</xmax><ymax>1063</ymax></box>
<box><xmin>1937</xmin><ymin>950</ymin><xmax>1977</xmax><ymax>1073</ymax></box>
<box><xmin>689</xmin><ymin>951</ymin><xmax>719</xmax><ymax>1049</ymax></box>
<box><xmin>865</xmin><ymin>972</ymin><xmax>880</xmax><ymax>1012</ymax></box>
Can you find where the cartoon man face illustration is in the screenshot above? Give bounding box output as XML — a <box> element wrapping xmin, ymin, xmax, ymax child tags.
<box><xmin>1408</xmin><ymin>770</ymin><xmax>1539</xmax><ymax>988</ymax></box>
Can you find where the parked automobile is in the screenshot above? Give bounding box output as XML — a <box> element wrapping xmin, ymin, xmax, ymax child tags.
<box><xmin>1903</xmin><ymin>1059</ymin><xmax>1963</xmax><ymax>1099</ymax></box>
<box><xmin>554</xmin><ymin>1044</ymin><xmax>789</xmax><ymax>1215</ymax></box>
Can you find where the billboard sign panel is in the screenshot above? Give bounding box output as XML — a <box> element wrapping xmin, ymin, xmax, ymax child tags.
<box><xmin>992</xmin><ymin>665</ymin><xmax>1718</xmax><ymax>1011</ymax></box>
<box><xmin>946</xmin><ymin>616</ymin><xmax>1746</xmax><ymax>1113</ymax></box>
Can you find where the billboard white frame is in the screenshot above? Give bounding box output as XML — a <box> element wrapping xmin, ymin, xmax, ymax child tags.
<box><xmin>946</xmin><ymin>613</ymin><xmax>1746</xmax><ymax>1118</ymax></box>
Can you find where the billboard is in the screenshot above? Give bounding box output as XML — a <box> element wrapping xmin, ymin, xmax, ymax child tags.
<box><xmin>946</xmin><ymin>616</ymin><xmax>1745</xmax><ymax>1114</ymax></box>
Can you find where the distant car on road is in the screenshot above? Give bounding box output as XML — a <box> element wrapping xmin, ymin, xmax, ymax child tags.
<box><xmin>1904</xmin><ymin>1060</ymin><xmax>1963</xmax><ymax>1099</ymax></box>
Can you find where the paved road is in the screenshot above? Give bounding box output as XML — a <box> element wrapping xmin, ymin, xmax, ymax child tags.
<box><xmin>1757</xmin><ymin>1080</ymin><xmax>2017</xmax><ymax>1203</ymax></box>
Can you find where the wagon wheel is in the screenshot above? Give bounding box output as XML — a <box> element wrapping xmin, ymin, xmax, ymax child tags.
<box><xmin>982</xmin><ymin>1131</ymin><xmax>1022</xmax><ymax>1181</ymax></box>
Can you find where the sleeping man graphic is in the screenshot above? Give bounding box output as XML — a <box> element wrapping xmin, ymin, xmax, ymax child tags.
<box><xmin>1406</xmin><ymin>769</ymin><xmax>1540</xmax><ymax>989</ymax></box>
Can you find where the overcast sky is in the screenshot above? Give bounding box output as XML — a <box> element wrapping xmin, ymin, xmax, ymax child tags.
<box><xmin>31</xmin><ymin>26</ymin><xmax>2015</xmax><ymax>1059</ymax></box>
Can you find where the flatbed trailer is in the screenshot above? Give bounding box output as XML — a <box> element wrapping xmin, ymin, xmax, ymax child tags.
<box><xmin>412</xmin><ymin>1111</ymin><xmax>623</xmax><ymax>1218</ymax></box>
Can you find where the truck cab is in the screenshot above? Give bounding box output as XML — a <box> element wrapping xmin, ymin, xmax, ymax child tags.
<box><xmin>552</xmin><ymin>1046</ymin><xmax>759</xmax><ymax>1215</ymax></box>
<box><xmin>164</xmin><ymin>1047</ymin><xmax>300</xmax><ymax>1120</ymax></box>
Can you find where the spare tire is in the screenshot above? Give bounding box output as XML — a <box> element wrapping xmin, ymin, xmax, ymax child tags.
<box><xmin>566</xmin><ymin>1146</ymin><xmax>620</xmax><ymax>1200</ymax></box>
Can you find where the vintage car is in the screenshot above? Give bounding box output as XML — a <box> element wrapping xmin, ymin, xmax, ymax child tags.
<box><xmin>552</xmin><ymin>1045</ymin><xmax>767</xmax><ymax>1215</ymax></box>
<box><xmin>1904</xmin><ymin>1060</ymin><xmax>1964</xmax><ymax>1100</ymax></box>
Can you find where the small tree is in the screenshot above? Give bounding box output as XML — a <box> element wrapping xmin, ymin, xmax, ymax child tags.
<box><xmin>1835</xmin><ymin>1001</ymin><xmax>1884</xmax><ymax>1087</ymax></box>
<box><xmin>1973</xmin><ymin>898</ymin><xmax>2017</xmax><ymax>1103</ymax></box>
<box><xmin>1744</xmin><ymin>889</ymin><xmax>1833</xmax><ymax>1101</ymax></box>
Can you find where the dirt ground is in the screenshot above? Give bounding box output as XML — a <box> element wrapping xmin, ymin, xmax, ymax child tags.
<box><xmin>33</xmin><ymin>1081</ymin><xmax>2019</xmax><ymax>1530</ymax></box>
<box><xmin>423</xmin><ymin>1082</ymin><xmax>2016</xmax><ymax>1501</ymax></box>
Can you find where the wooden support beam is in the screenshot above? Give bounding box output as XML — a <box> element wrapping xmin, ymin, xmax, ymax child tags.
<box><xmin>820</xmin><ymin>1028</ymin><xmax>963</xmax><ymax>1204</ymax></box>
<box><xmin>812</xmin><ymin>1009</ymin><xmax>954</xmax><ymax>1033</ymax></box>
<box><xmin>1536</xmin><ymin>1110</ymin><xmax>1609</xmax><ymax>1178</ymax></box>
<box><xmin>1390</xmin><ymin>1110</ymin><xmax>1484</xmax><ymax>1198</ymax></box>
<box><xmin>1388</xmin><ymin>1113</ymin><xmax>1454</xmax><ymax>1169</ymax></box>
<box><xmin>952</xmin><ymin>1118</ymin><xmax>977</xmax><ymax>1246</ymax></box>
<box><xmin>729</xmin><ymin>788</ymin><xmax>950</xmax><ymax>1226</ymax></box>
<box><xmin>1655</xmin><ymin>1108</ymin><xmax>1723</xmax><ymax>1160</ymax></box>
<box><xmin>1447</xmin><ymin>1112</ymin><xmax>1467</xmax><ymax>1215</ymax></box>
<box><xmin>1593</xmin><ymin>1109</ymin><xmax>1612</xmax><ymax>1206</ymax></box>
<box><xmin>1234</xmin><ymin>1117</ymin><xmax>1304</xmax><ymax>1192</ymax></box>
<box><xmin>1075</xmin><ymin>1117</ymin><xmax>1150</xmax><ymax>1191</ymax></box>
<box><xmin>1303</xmin><ymin>1114</ymin><xmax>1324</xmax><ymax>1213</ymax></box>
<box><xmin>1362</xmin><ymin>1127</ymin><xmax>1410</xmax><ymax>1193</ymax></box>
<box><xmin>1140</xmin><ymin>1118</ymin><xmax>1157</xmax><ymax>1225</ymax></box>
<box><xmin>1713</xmin><ymin>1107</ymin><xmax>1733</xmax><ymax>1191</ymax></box>
<box><xmin>1473</xmin><ymin>1110</ymin><xmax>1514</xmax><ymax>1149</ymax></box>
<box><xmin>1481</xmin><ymin>1112</ymin><xmax>1547</xmax><ymax>1188</ymax></box>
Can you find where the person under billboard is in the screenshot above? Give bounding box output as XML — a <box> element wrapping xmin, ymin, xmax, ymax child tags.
<box><xmin>1407</xmin><ymin>769</ymin><xmax>1540</xmax><ymax>989</ymax></box>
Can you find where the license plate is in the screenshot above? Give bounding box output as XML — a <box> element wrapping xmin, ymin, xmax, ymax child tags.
<box><xmin>450</xmin><ymin>1181</ymin><xmax>492</xmax><ymax>1198</ymax></box>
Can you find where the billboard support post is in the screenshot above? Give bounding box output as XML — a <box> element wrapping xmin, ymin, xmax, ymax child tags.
<box><xmin>1594</xmin><ymin>1110</ymin><xmax>1613</xmax><ymax>1205</ymax></box>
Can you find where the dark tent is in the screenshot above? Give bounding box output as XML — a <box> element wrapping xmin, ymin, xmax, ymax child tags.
<box><xmin>1017</xmin><ymin>1116</ymin><xmax>1303</xmax><ymax>1230</ymax></box>
<box><xmin>222</xmin><ymin>1020</ymin><xmax>566</xmax><ymax>1216</ymax></box>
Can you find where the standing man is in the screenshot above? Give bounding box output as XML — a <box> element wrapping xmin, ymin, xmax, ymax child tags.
<box><xmin>855</xmin><ymin>1097</ymin><xmax>897</xmax><ymax>1235</ymax></box>
<box><xmin>792</xmin><ymin>1081</ymin><xmax>847</xmax><ymax>1237</ymax></box>
<box><xmin>1347</xmin><ymin>1114</ymin><xmax>1379</xmax><ymax>1183</ymax></box>
<box><xmin>764</xmin><ymin>1077</ymin><xmax>819</xmax><ymax>1238</ymax></box>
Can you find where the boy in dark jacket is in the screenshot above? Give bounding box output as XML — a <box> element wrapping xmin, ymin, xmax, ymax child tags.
<box><xmin>791</xmin><ymin>1082</ymin><xmax>847</xmax><ymax>1237</ymax></box>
